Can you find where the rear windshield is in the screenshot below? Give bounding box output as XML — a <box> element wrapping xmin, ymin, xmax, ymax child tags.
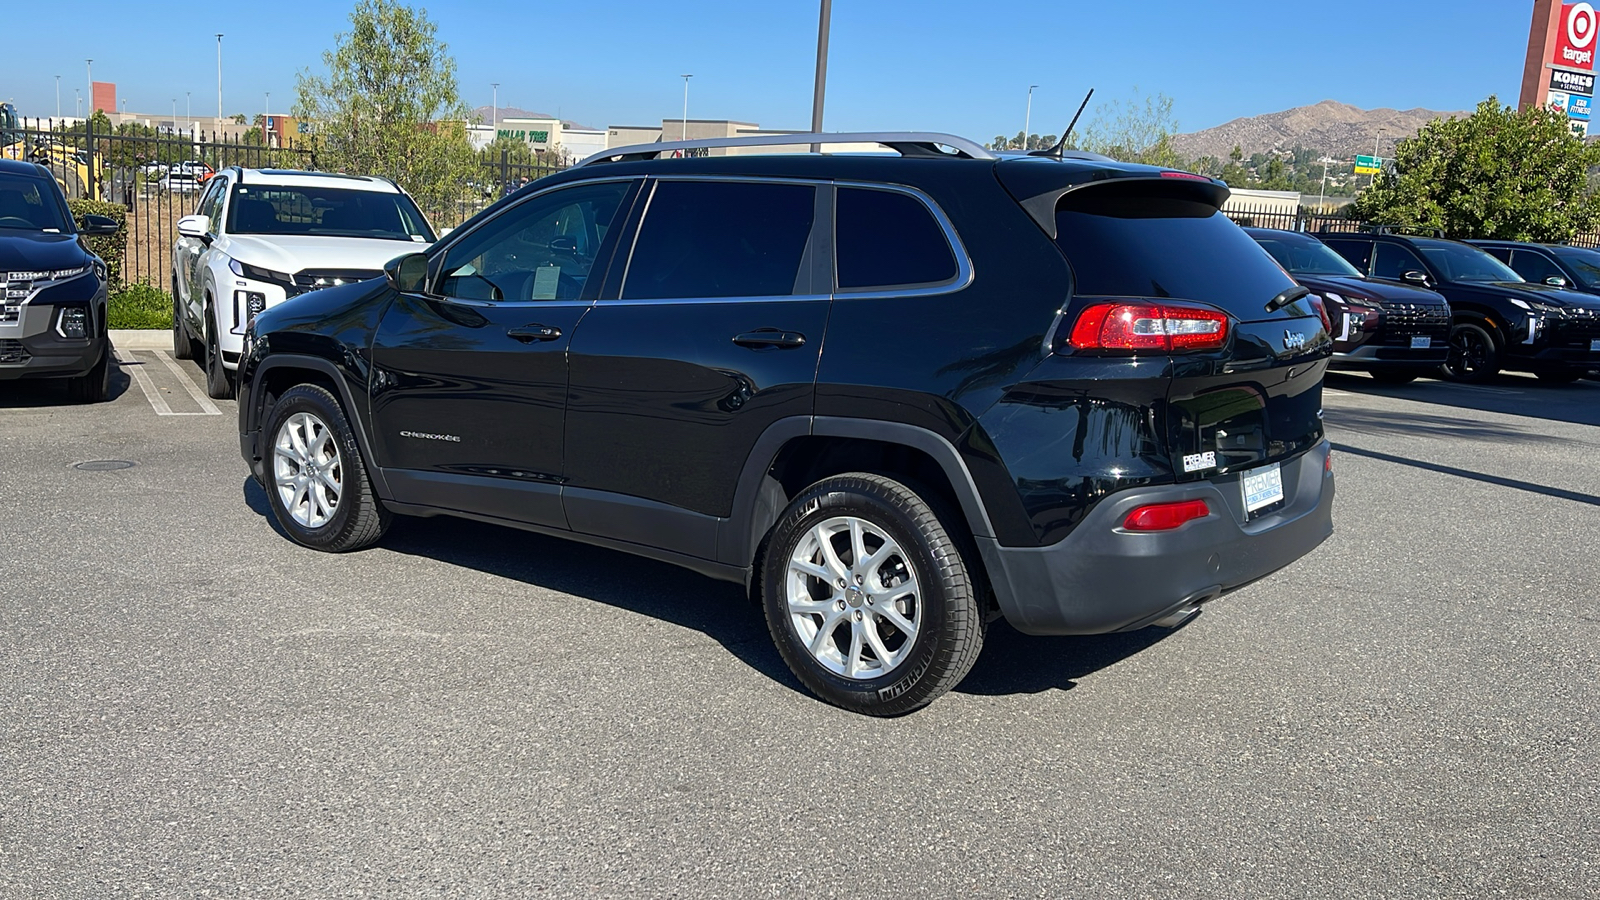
<box><xmin>1252</xmin><ymin>231</ymin><xmax>1363</xmax><ymax>278</ymax></box>
<box><xmin>1055</xmin><ymin>192</ymin><xmax>1299</xmax><ymax>318</ymax></box>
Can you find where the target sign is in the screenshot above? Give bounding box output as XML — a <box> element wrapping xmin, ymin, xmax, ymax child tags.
<box><xmin>1554</xmin><ymin>2</ymin><xmax>1598</xmax><ymax>71</ymax></box>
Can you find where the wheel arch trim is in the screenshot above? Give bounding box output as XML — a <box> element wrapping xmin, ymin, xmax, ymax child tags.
<box><xmin>246</xmin><ymin>353</ymin><xmax>388</xmax><ymax>498</ymax></box>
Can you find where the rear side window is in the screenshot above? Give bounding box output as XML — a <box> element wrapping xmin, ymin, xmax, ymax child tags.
<box><xmin>1053</xmin><ymin>191</ymin><xmax>1296</xmax><ymax>318</ymax></box>
<box><xmin>835</xmin><ymin>187</ymin><xmax>958</xmax><ymax>290</ymax></box>
<box><xmin>1322</xmin><ymin>239</ymin><xmax>1373</xmax><ymax>272</ymax></box>
<box><xmin>623</xmin><ymin>180</ymin><xmax>816</xmax><ymax>299</ymax></box>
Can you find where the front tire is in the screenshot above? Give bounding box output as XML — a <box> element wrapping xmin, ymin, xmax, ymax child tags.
<box><xmin>65</xmin><ymin>343</ymin><xmax>110</xmax><ymax>403</ymax></box>
<box><xmin>1441</xmin><ymin>322</ymin><xmax>1500</xmax><ymax>383</ymax></box>
<box><xmin>262</xmin><ymin>384</ymin><xmax>390</xmax><ymax>552</ymax></box>
<box><xmin>203</xmin><ymin>304</ymin><xmax>234</xmax><ymax>400</ymax></box>
<box><xmin>760</xmin><ymin>473</ymin><xmax>984</xmax><ymax>716</ymax></box>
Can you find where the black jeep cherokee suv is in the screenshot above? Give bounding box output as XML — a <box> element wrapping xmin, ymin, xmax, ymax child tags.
<box><xmin>1318</xmin><ymin>231</ymin><xmax>1600</xmax><ymax>383</ymax></box>
<box><xmin>237</xmin><ymin>133</ymin><xmax>1336</xmax><ymax>715</ymax></box>
<box><xmin>1247</xmin><ymin>228</ymin><xmax>1450</xmax><ymax>383</ymax></box>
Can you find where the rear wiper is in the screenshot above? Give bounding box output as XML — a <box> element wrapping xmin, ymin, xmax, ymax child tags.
<box><xmin>1265</xmin><ymin>285</ymin><xmax>1311</xmax><ymax>314</ymax></box>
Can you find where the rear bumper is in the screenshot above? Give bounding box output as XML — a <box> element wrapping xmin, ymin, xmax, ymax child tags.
<box><xmin>977</xmin><ymin>441</ymin><xmax>1334</xmax><ymax>635</ymax></box>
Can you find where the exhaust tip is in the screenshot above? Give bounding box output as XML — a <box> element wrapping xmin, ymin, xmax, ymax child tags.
<box><xmin>1152</xmin><ymin>605</ymin><xmax>1200</xmax><ymax>629</ymax></box>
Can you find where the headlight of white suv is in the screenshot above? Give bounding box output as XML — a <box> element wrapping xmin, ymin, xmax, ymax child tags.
<box><xmin>228</xmin><ymin>258</ymin><xmax>293</xmax><ymax>284</ymax></box>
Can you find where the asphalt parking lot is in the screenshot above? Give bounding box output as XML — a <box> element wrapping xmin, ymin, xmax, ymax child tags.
<box><xmin>3</xmin><ymin>344</ymin><xmax>1597</xmax><ymax>899</ymax></box>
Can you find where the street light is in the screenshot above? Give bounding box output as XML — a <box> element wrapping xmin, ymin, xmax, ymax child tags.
<box><xmin>74</xmin><ymin>89</ymin><xmax>81</xmax><ymax>118</ymax></box>
<box><xmin>55</xmin><ymin>75</ymin><xmax>60</xmax><ymax>119</ymax></box>
<box><xmin>216</xmin><ymin>33</ymin><xmax>225</xmax><ymax>130</ymax></box>
<box><xmin>1023</xmin><ymin>84</ymin><xmax>1039</xmax><ymax>151</ymax></box>
<box><xmin>680</xmin><ymin>74</ymin><xmax>692</xmax><ymax>141</ymax></box>
<box><xmin>85</xmin><ymin>59</ymin><xmax>92</xmax><ymax>114</ymax></box>
<box><xmin>491</xmin><ymin>83</ymin><xmax>499</xmax><ymax>134</ymax></box>
<box><xmin>186</xmin><ymin>92</ymin><xmax>191</xmax><ymax>130</ymax></box>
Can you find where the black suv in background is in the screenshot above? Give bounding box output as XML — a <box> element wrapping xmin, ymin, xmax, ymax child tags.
<box><xmin>237</xmin><ymin>132</ymin><xmax>1336</xmax><ymax>715</ymax></box>
<box><xmin>1318</xmin><ymin>231</ymin><xmax>1600</xmax><ymax>383</ymax></box>
<box><xmin>1469</xmin><ymin>240</ymin><xmax>1600</xmax><ymax>297</ymax></box>
<box><xmin>1248</xmin><ymin>228</ymin><xmax>1449</xmax><ymax>383</ymax></box>
<box><xmin>0</xmin><ymin>158</ymin><xmax>120</xmax><ymax>402</ymax></box>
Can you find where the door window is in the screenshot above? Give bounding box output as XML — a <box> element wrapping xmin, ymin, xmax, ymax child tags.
<box><xmin>194</xmin><ymin>177</ymin><xmax>223</xmax><ymax>224</ymax></box>
<box><xmin>201</xmin><ymin>177</ymin><xmax>227</xmax><ymax>229</ymax></box>
<box><xmin>1509</xmin><ymin>250</ymin><xmax>1565</xmax><ymax>284</ymax></box>
<box><xmin>622</xmin><ymin>180</ymin><xmax>817</xmax><ymax>299</ymax></box>
<box><xmin>436</xmin><ymin>180</ymin><xmax>633</xmax><ymax>302</ymax></box>
<box><xmin>1322</xmin><ymin>239</ymin><xmax>1372</xmax><ymax>273</ymax></box>
<box><xmin>1371</xmin><ymin>242</ymin><xmax>1428</xmax><ymax>280</ymax></box>
<box><xmin>835</xmin><ymin>187</ymin><xmax>958</xmax><ymax>290</ymax></box>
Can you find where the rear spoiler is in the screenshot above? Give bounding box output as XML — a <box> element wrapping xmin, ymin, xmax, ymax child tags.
<box><xmin>1011</xmin><ymin>175</ymin><xmax>1231</xmax><ymax>240</ymax></box>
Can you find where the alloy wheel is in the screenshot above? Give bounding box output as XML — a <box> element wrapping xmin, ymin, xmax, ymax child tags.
<box><xmin>273</xmin><ymin>411</ymin><xmax>342</xmax><ymax>528</ymax></box>
<box><xmin>786</xmin><ymin>515</ymin><xmax>921</xmax><ymax>680</ymax></box>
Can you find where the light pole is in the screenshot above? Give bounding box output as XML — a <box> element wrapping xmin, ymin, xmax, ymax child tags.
<box><xmin>1023</xmin><ymin>84</ymin><xmax>1039</xmax><ymax>151</ymax></box>
<box><xmin>811</xmin><ymin>0</ymin><xmax>831</xmax><ymax>136</ymax></box>
<box><xmin>216</xmin><ymin>33</ymin><xmax>224</xmax><ymax>130</ymax></box>
<box><xmin>264</xmin><ymin>92</ymin><xmax>270</xmax><ymax>146</ymax></box>
<box><xmin>185</xmin><ymin>92</ymin><xmax>191</xmax><ymax>130</ymax></box>
<box><xmin>1317</xmin><ymin>157</ymin><xmax>1336</xmax><ymax>211</ymax></box>
<box><xmin>491</xmin><ymin>83</ymin><xmax>499</xmax><ymax>135</ymax></box>
<box><xmin>55</xmin><ymin>75</ymin><xmax>60</xmax><ymax>119</ymax></box>
<box><xmin>74</xmin><ymin>89</ymin><xmax>81</xmax><ymax>118</ymax></box>
<box><xmin>680</xmin><ymin>74</ymin><xmax>692</xmax><ymax>140</ymax></box>
<box><xmin>172</xmin><ymin>98</ymin><xmax>177</xmax><ymax>129</ymax></box>
<box><xmin>85</xmin><ymin>59</ymin><xmax>93</xmax><ymax>114</ymax></box>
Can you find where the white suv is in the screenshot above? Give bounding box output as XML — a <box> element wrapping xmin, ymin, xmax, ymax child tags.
<box><xmin>172</xmin><ymin>167</ymin><xmax>436</xmax><ymax>398</ymax></box>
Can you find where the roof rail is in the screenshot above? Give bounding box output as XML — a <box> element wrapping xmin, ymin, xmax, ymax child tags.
<box><xmin>575</xmin><ymin>131</ymin><xmax>996</xmax><ymax>168</ymax></box>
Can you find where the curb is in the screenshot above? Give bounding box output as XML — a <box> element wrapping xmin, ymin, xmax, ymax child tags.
<box><xmin>110</xmin><ymin>329</ymin><xmax>171</xmax><ymax>351</ymax></box>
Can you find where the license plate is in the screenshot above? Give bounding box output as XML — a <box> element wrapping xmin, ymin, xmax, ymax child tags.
<box><xmin>1411</xmin><ymin>336</ymin><xmax>1432</xmax><ymax>349</ymax></box>
<box><xmin>1591</xmin><ymin>339</ymin><xmax>1600</xmax><ymax>352</ymax></box>
<box><xmin>1242</xmin><ymin>463</ymin><xmax>1285</xmax><ymax>513</ymax></box>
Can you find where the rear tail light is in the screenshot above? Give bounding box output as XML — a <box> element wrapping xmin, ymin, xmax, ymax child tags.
<box><xmin>1123</xmin><ymin>499</ymin><xmax>1211</xmax><ymax>532</ymax></box>
<box><xmin>1068</xmin><ymin>302</ymin><xmax>1230</xmax><ymax>352</ymax></box>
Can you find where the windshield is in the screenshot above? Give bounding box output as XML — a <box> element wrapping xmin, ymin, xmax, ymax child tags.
<box><xmin>1414</xmin><ymin>239</ymin><xmax>1523</xmax><ymax>284</ymax></box>
<box><xmin>1252</xmin><ymin>232</ymin><xmax>1363</xmax><ymax>277</ymax></box>
<box><xmin>1551</xmin><ymin>246</ymin><xmax>1600</xmax><ymax>288</ymax></box>
<box><xmin>227</xmin><ymin>184</ymin><xmax>435</xmax><ymax>242</ymax></box>
<box><xmin>0</xmin><ymin>172</ymin><xmax>70</xmax><ymax>232</ymax></box>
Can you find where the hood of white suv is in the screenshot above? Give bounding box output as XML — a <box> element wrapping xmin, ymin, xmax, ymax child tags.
<box><xmin>221</xmin><ymin>234</ymin><xmax>431</xmax><ymax>276</ymax></box>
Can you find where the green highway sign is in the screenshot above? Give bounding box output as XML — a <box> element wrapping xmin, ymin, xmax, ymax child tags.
<box><xmin>1354</xmin><ymin>154</ymin><xmax>1385</xmax><ymax>175</ymax></box>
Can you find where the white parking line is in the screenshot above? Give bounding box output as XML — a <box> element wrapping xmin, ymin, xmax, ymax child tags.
<box><xmin>150</xmin><ymin>349</ymin><xmax>222</xmax><ymax>415</ymax></box>
<box><xmin>116</xmin><ymin>350</ymin><xmax>220</xmax><ymax>416</ymax></box>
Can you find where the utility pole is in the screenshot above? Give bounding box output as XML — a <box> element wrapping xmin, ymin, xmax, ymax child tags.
<box><xmin>264</xmin><ymin>92</ymin><xmax>270</xmax><ymax>147</ymax></box>
<box><xmin>1023</xmin><ymin>84</ymin><xmax>1039</xmax><ymax>151</ymax></box>
<box><xmin>1317</xmin><ymin>157</ymin><xmax>1335</xmax><ymax>211</ymax></box>
<box><xmin>85</xmin><ymin>60</ymin><xmax>92</xmax><ymax>114</ymax></box>
<box><xmin>186</xmin><ymin>92</ymin><xmax>191</xmax><ymax>129</ymax></box>
<box><xmin>216</xmin><ymin>34</ymin><xmax>225</xmax><ymax>130</ymax></box>
<box><xmin>681</xmin><ymin>74</ymin><xmax>693</xmax><ymax>140</ymax></box>
<box><xmin>491</xmin><ymin>83</ymin><xmax>499</xmax><ymax>134</ymax></box>
<box><xmin>811</xmin><ymin>0</ymin><xmax>831</xmax><ymax>144</ymax></box>
<box><xmin>55</xmin><ymin>75</ymin><xmax>61</xmax><ymax>119</ymax></box>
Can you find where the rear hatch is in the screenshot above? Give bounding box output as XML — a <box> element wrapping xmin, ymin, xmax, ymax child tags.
<box><xmin>1046</xmin><ymin>178</ymin><xmax>1331</xmax><ymax>486</ymax></box>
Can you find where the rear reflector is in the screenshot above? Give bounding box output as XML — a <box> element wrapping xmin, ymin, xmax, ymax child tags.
<box><xmin>1123</xmin><ymin>499</ymin><xmax>1211</xmax><ymax>532</ymax></box>
<box><xmin>1068</xmin><ymin>302</ymin><xmax>1230</xmax><ymax>352</ymax></box>
<box><xmin>1159</xmin><ymin>171</ymin><xmax>1212</xmax><ymax>182</ymax></box>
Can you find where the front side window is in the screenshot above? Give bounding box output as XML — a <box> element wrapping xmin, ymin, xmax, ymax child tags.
<box><xmin>622</xmin><ymin>180</ymin><xmax>816</xmax><ymax>300</ymax></box>
<box><xmin>1509</xmin><ymin>250</ymin><xmax>1565</xmax><ymax>284</ymax></box>
<box><xmin>1322</xmin><ymin>239</ymin><xmax>1373</xmax><ymax>273</ymax></box>
<box><xmin>0</xmin><ymin>172</ymin><xmax>69</xmax><ymax>232</ymax></box>
<box><xmin>1414</xmin><ymin>239</ymin><xmax>1522</xmax><ymax>284</ymax></box>
<box><xmin>835</xmin><ymin>187</ymin><xmax>958</xmax><ymax>290</ymax></box>
<box><xmin>436</xmin><ymin>180</ymin><xmax>632</xmax><ymax>302</ymax></box>
<box><xmin>1254</xmin><ymin>232</ymin><xmax>1363</xmax><ymax>277</ymax></box>
<box><xmin>1371</xmin><ymin>242</ymin><xmax>1429</xmax><ymax>280</ymax></box>
<box><xmin>1551</xmin><ymin>246</ymin><xmax>1600</xmax><ymax>287</ymax></box>
<box><xmin>227</xmin><ymin>184</ymin><xmax>436</xmax><ymax>243</ymax></box>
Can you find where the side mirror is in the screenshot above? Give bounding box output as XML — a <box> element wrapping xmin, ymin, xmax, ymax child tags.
<box><xmin>1545</xmin><ymin>275</ymin><xmax>1569</xmax><ymax>287</ymax></box>
<box><xmin>79</xmin><ymin>214</ymin><xmax>120</xmax><ymax>236</ymax></box>
<box><xmin>385</xmin><ymin>252</ymin><xmax>430</xmax><ymax>293</ymax></box>
<box><xmin>1401</xmin><ymin>270</ymin><xmax>1429</xmax><ymax>285</ymax></box>
<box><xmin>176</xmin><ymin>214</ymin><xmax>210</xmax><ymax>240</ymax></box>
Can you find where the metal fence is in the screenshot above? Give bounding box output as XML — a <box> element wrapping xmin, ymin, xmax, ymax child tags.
<box><xmin>3</xmin><ymin>116</ymin><xmax>564</xmax><ymax>287</ymax></box>
<box><xmin>1221</xmin><ymin>203</ymin><xmax>1364</xmax><ymax>234</ymax></box>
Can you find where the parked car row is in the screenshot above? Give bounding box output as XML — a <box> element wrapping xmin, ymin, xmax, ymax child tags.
<box><xmin>1247</xmin><ymin>226</ymin><xmax>1600</xmax><ymax>384</ymax></box>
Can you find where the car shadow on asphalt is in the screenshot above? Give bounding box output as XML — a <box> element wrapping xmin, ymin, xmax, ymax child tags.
<box><xmin>1326</xmin><ymin>371</ymin><xmax>1600</xmax><ymax>427</ymax></box>
<box><xmin>0</xmin><ymin>357</ymin><xmax>131</xmax><ymax>408</ymax></box>
<box><xmin>242</xmin><ymin>478</ymin><xmax>1171</xmax><ymax>702</ymax></box>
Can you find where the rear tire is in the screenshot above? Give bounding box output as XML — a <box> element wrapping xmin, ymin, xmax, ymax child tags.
<box><xmin>1368</xmin><ymin>368</ymin><xmax>1419</xmax><ymax>384</ymax></box>
<box><xmin>65</xmin><ymin>343</ymin><xmax>110</xmax><ymax>403</ymax></box>
<box><xmin>1441</xmin><ymin>322</ymin><xmax>1500</xmax><ymax>383</ymax></box>
<box><xmin>262</xmin><ymin>384</ymin><xmax>390</xmax><ymax>552</ymax></box>
<box><xmin>760</xmin><ymin>473</ymin><xmax>984</xmax><ymax>716</ymax></box>
<box><xmin>203</xmin><ymin>305</ymin><xmax>233</xmax><ymax>400</ymax></box>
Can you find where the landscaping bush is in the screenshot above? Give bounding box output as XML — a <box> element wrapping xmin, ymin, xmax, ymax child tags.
<box><xmin>108</xmin><ymin>283</ymin><xmax>172</xmax><ymax>330</ymax></box>
<box><xmin>67</xmin><ymin>199</ymin><xmax>129</xmax><ymax>287</ymax></box>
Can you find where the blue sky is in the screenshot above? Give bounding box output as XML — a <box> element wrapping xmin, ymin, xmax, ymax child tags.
<box><xmin>2</xmin><ymin>0</ymin><xmax>1534</xmax><ymax>137</ymax></box>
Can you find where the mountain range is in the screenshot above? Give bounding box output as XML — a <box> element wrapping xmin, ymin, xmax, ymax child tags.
<box><xmin>1171</xmin><ymin>100</ymin><xmax>1468</xmax><ymax>161</ymax></box>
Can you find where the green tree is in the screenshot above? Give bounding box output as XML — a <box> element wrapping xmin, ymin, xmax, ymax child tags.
<box><xmin>1350</xmin><ymin>97</ymin><xmax>1600</xmax><ymax>241</ymax></box>
<box><xmin>1076</xmin><ymin>89</ymin><xmax>1182</xmax><ymax>167</ymax></box>
<box><xmin>293</xmin><ymin>0</ymin><xmax>477</xmax><ymax>219</ymax></box>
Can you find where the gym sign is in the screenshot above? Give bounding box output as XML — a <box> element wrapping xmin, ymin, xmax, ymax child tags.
<box><xmin>1552</xmin><ymin>2</ymin><xmax>1598</xmax><ymax>71</ymax></box>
